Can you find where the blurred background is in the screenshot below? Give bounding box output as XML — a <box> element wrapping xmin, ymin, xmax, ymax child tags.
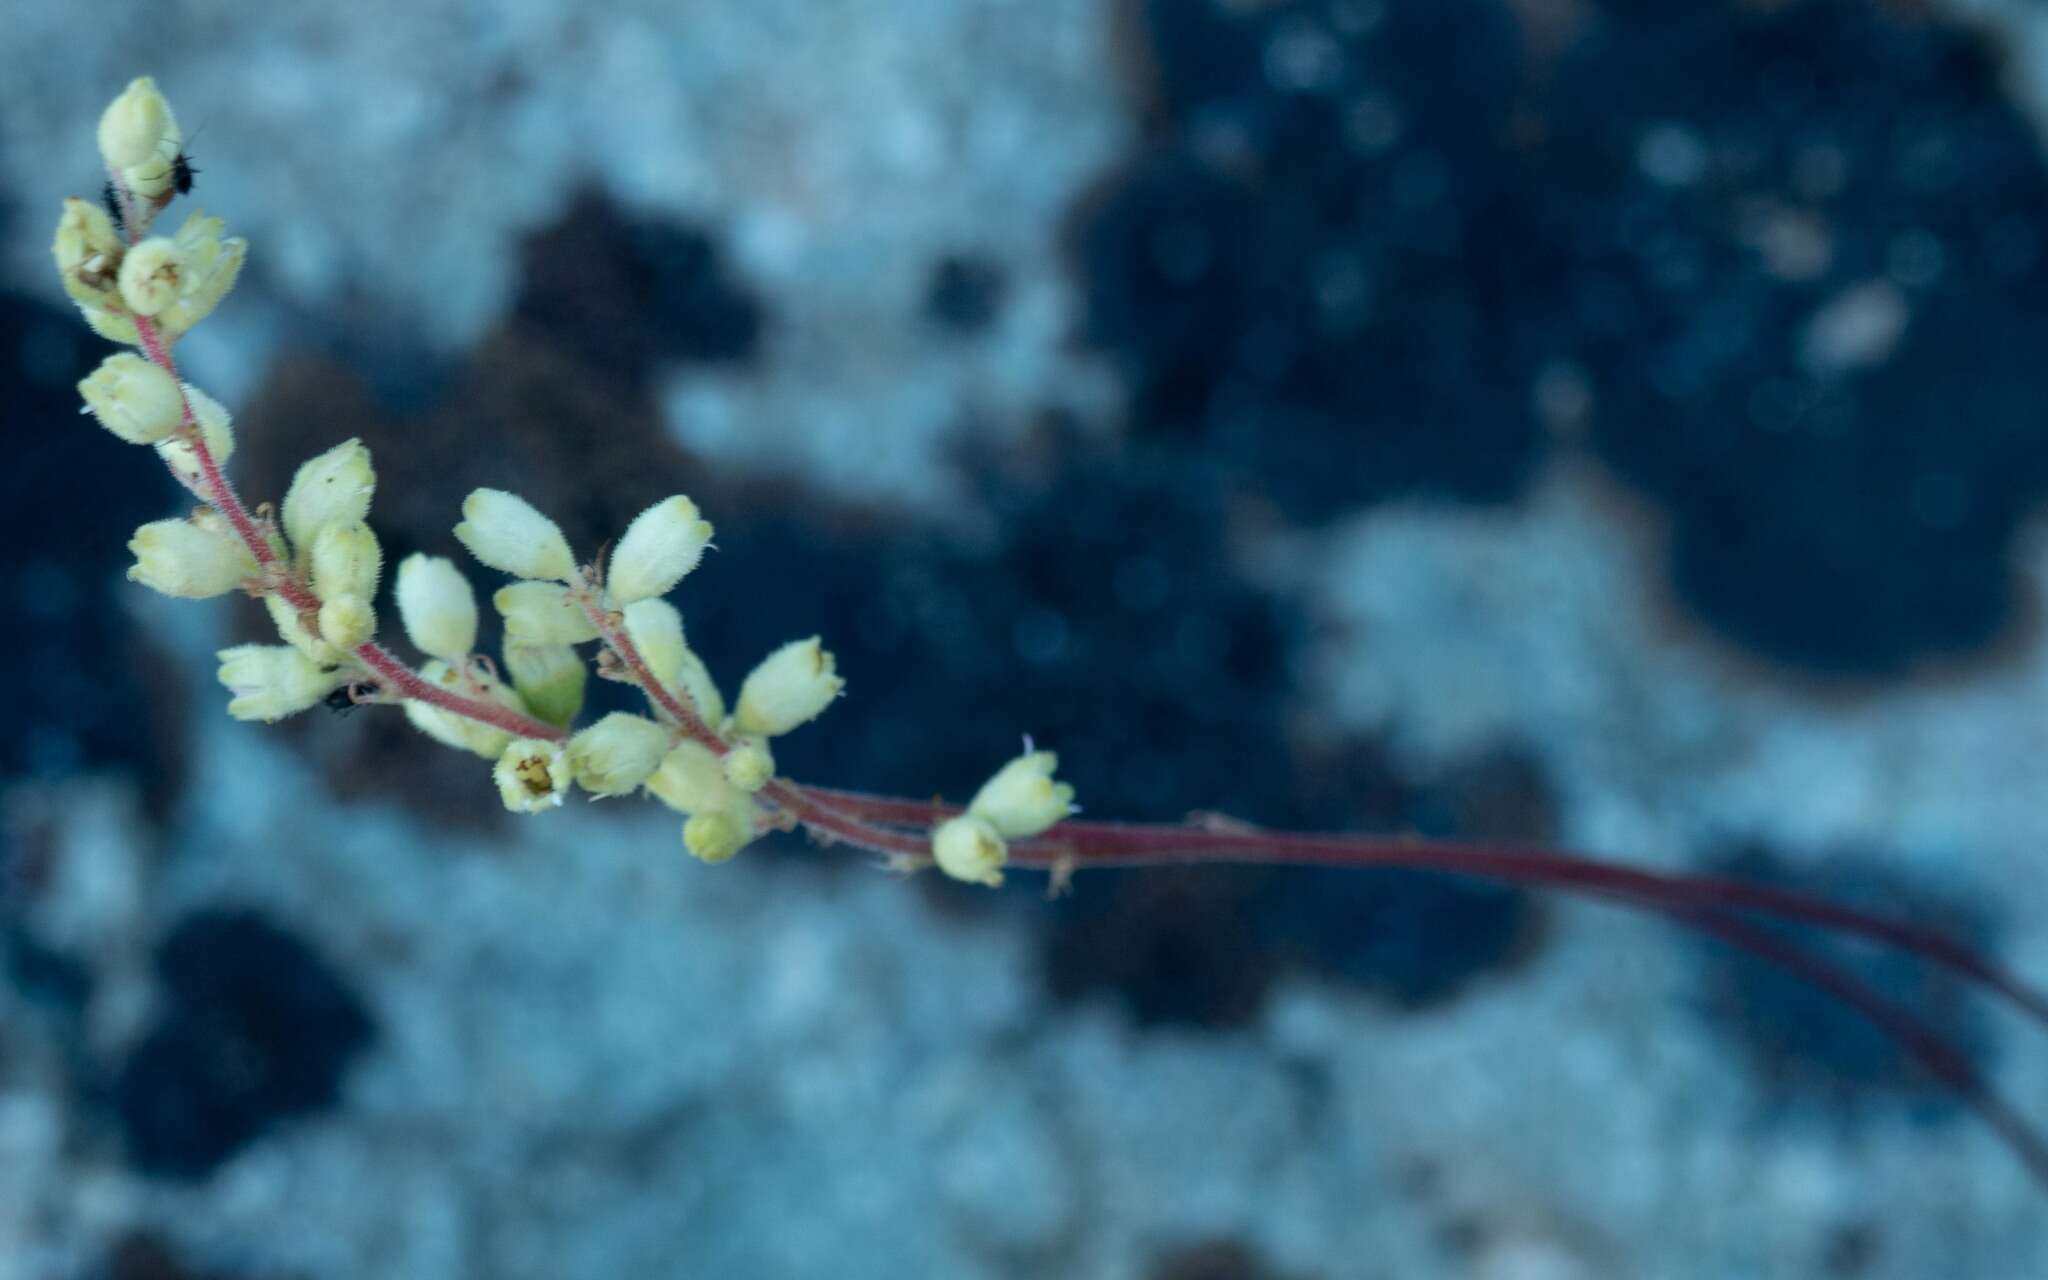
<box><xmin>6</xmin><ymin>0</ymin><xmax>2048</xmax><ymax>1275</ymax></box>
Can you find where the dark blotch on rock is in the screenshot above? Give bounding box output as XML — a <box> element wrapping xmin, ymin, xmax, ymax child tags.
<box><xmin>1148</xmin><ymin>1238</ymin><xmax>1302</xmax><ymax>1280</ymax></box>
<box><xmin>1550</xmin><ymin>0</ymin><xmax>2048</xmax><ymax>674</ymax></box>
<box><xmin>1037</xmin><ymin>736</ymin><xmax>1554</xmax><ymax>1028</ymax></box>
<box><xmin>95</xmin><ymin>1231</ymin><xmax>266</xmax><ymax>1280</ymax></box>
<box><xmin>1073</xmin><ymin>0</ymin><xmax>1555</xmax><ymax>524</ymax></box>
<box><xmin>925</xmin><ymin>253</ymin><xmax>1009</xmax><ymax>335</ymax></box>
<box><xmin>0</xmin><ymin>292</ymin><xmax>179</xmax><ymax>792</ymax></box>
<box><xmin>117</xmin><ymin>909</ymin><xmax>374</xmax><ymax>1179</ymax></box>
<box><xmin>511</xmin><ymin>188</ymin><xmax>764</xmax><ymax>385</ymax></box>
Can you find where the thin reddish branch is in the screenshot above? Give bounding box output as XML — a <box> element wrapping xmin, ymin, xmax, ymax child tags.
<box><xmin>581</xmin><ymin>601</ymin><xmax>928</xmax><ymax>856</ymax></box>
<box><xmin>352</xmin><ymin>643</ymin><xmax>566</xmax><ymax>741</ymax></box>
<box><xmin>795</xmin><ymin>785</ymin><xmax>2048</xmax><ymax>1036</ymax></box>
<box><xmin>577</xmin><ymin>594</ymin><xmax>725</xmax><ymax>748</ymax></box>
<box><xmin>1671</xmin><ymin>903</ymin><xmax>2048</xmax><ymax>1187</ymax></box>
<box><xmin>131</xmin><ymin>313</ymin><xmax>277</xmax><ymax>569</ymax></box>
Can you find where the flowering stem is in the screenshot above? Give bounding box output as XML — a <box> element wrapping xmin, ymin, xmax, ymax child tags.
<box><xmin>129</xmin><ymin>305</ymin><xmax>562</xmax><ymax>741</ymax></box>
<box><xmin>351</xmin><ymin>643</ymin><xmax>566</xmax><ymax>741</ymax></box>
<box><xmin>578</xmin><ymin>597</ymin><xmax>928</xmax><ymax>855</ymax></box>
<box><xmin>576</xmin><ymin>592</ymin><xmax>725</xmax><ymax>748</ymax></box>
<box><xmin>130</xmin><ymin>312</ymin><xmax>279</xmax><ymax>573</ymax></box>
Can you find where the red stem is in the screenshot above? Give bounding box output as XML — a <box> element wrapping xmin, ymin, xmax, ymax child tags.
<box><xmin>131</xmin><ymin>306</ymin><xmax>563</xmax><ymax>742</ymax></box>
<box><xmin>578</xmin><ymin>594</ymin><xmax>726</xmax><ymax>748</ymax></box>
<box><xmin>131</xmin><ymin>314</ymin><xmax>276</xmax><ymax>568</ymax></box>
<box><xmin>797</xmin><ymin>785</ymin><xmax>2048</xmax><ymax>1035</ymax></box>
<box><xmin>1669</xmin><ymin>902</ymin><xmax>2048</xmax><ymax>1188</ymax></box>
<box><xmin>102</xmin><ymin>171</ymin><xmax>2047</xmax><ymax>1187</ymax></box>
<box><xmin>581</xmin><ymin>598</ymin><xmax>927</xmax><ymax>854</ymax></box>
<box><xmin>352</xmin><ymin>643</ymin><xmax>566</xmax><ymax>741</ymax></box>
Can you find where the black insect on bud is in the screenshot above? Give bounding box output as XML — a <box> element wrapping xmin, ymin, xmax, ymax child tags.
<box><xmin>172</xmin><ymin>152</ymin><xmax>198</xmax><ymax>197</ymax></box>
<box><xmin>101</xmin><ymin>180</ymin><xmax>126</xmax><ymax>235</ymax></box>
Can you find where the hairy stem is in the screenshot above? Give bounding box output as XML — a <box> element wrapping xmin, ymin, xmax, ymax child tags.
<box><xmin>579</xmin><ymin>595</ymin><xmax>926</xmax><ymax>855</ymax></box>
<box><xmin>352</xmin><ymin>643</ymin><xmax>566</xmax><ymax>741</ymax></box>
<box><xmin>130</xmin><ymin>290</ymin><xmax>562</xmax><ymax>741</ymax></box>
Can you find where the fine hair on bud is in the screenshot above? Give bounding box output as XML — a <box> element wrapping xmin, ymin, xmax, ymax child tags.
<box><xmin>79</xmin><ymin>353</ymin><xmax>184</xmax><ymax>445</ymax></box>
<box><xmin>605</xmin><ymin>495</ymin><xmax>714</xmax><ymax>605</ymax></box>
<box><xmin>394</xmin><ymin>553</ymin><xmax>479</xmax><ymax>662</ymax></box>
<box><xmin>282</xmin><ymin>438</ymin><xmax>376</xmax><ymax>555</ymax></box>
<box><xmin>454</xmin><ymin>489</ymin><xmax>577</xmax><ymax>583</ymax></box>
<box><xmin>734</xmin><ymin>637</ymin><xmax>844</xmax><ymax>738</ymax></box>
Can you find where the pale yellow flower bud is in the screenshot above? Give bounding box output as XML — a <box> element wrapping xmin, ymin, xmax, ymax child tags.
<box><xmin>621</xmin><ymin>598</ymin><xmax>685</xmax><ymax>683</ymax></box>
<box><xmin>401</xmin><ymin>661</ymin><xmax>528</xmax><ymax>758</ymax></box>
<box><xmin>394</xmin><ymin>554</ymin><xmax>478</xmax><ymax>662</ymax></box>
<box><xmin>155</xmin><ymin>384</ymin><xmax>235</xmax><ymax>483</ymax></box>
<box><xmin>968</xmin><ymin>749</ymin><xmax>1077</xmax><ymax>839</ymax></box>
<box><xmin>117</xmin><ymin>237</ymin><xmax>181</xmax><ymax>316</ymax></box>
<box><xmin>52</xmin><ymin>197</ymin><xmax>122</xmax><ymax>283</ymax></box>
<box><xmin>677</xmin><ymin>649</ymin><xmax>726</xmax><ymax>728</ymax></box>
<box><xmin>619</xmin><ymin>599</ymin><xmax>720</xmax><ymax>720</ymax></box>
<box><xmin>734</xmin><ymin>637</ymin><xmax>843</xmax><ymax>737</ymax></box>
<box><xmin>683</xmin><ymin>808</ymin><xmax>755</xmax><ymax>865</ymax></box>
<box><xmin>644</xmin><ymin>740</ymin><xmax>729</xmax><ymax>815</ymax></box>
<box><xmin>79</xmin><ymin>353</ymin><xmax>182</xmax><ymax>444</ymax></box>
<box><xmin>567</xmin><ymin>712</ymin><xmax>670</xmax><ymax>796</ymax></box>
<box><xmin>215</xmin><ymin>644</ymin><xmax>343</xmax><ymax>723</ymax></box>
<box><xmin>123</xmin><ymin>149</ymin><xmax>179</xmax><ymax>202</ymax></box>
<box><xmin>932</xmin><ymin>814</ymin><xmax>1007</xmax><ymax>888</ymax></box>
<box><xmin>154</xmin><ymin>212</ymin><xmax>246</xmax><ymax>337</ymax></box>
<box><xmin>494</xmin><ymin>581</ymin><xmax>600</xmax><ymax>644</ymax></box>
<box><xmin>266</xmin><ymin>593</ymin><xmax>348</xmax><ymax>667</ymax></box>
<box><xmin>454</xmin><ymin>489</ymin><xmax>576</xmax><ymax>582</ymax></box>
<box><xmin>317</xmin><ymin>593</ymin><xmax>377</xmax><ymax>652</ymax></box>
<box><xmin>606</xmin><ymin>495</ymin><xmax>713</xmax><ymax>606</ymax></box>
<box><xmin>282</xmin><ymin>438</ymin><xmax>375</xmax><ymax>554</ymax></box>
<box><xmin>310</xmin><ymin>521</ymin><xmax>383</xmax><ymax>603</ymax></box>
<box><xmin>503</xmin><ymin>643</ymin><xmax>587</xmax><ymax>728</ymax></box>
<box><xmin>126</xmin><ymin>515</ymin><xmax>257</xmax><ymax>598</ymax></box>
<box><xmin>494</xmin><ymin>739</ymin><xmax>570</xmax><ymax>813</ymax></box>
<box><xmin>98</xmin><ymin>77</ymin><xmax>179</xmax><ymax>170</ymax></box>
<box><xmin>722</xmin><ymin>737</ymin><xmax>775</xmax><ymax>793</ymax></box>
<box><xmin>52</xmin><ymin>199</ymin><xmax>133</xmax><ymax>341</ymax></box>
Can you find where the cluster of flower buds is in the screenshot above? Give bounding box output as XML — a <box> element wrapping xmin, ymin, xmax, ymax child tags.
<box><xmin>453</xmin><ymin>483</ymin><xmax>836</xmax><ymax>864</ymax></box>
<box><xmin>61</xmin><ymin>74</ymin><xmax>1075</xmax><ymax>886</ymax></box>
<box><xmin>931</xmin><ymin>750</ymin><xmax>1079</xmax><ymax>886</ymax></box>
<box><xmin>56</xmin><ymin>79</ymin><xmax>242</xmax><ymax>346</ymax></box>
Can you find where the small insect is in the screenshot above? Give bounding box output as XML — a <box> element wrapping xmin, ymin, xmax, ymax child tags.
<box><xmin>323</xmin><ymin>684</ymin><xmax>363</xmax><ymax>717</ymax></box>
<box><xmin>172</xmin><ymin>151</ymin><xmax>197</xmax><ymax>197</ymax></box>
<box><xmin>100</xmin><ymin>180</ymin><xmax>124</xmax><ymax>235</ymax></box>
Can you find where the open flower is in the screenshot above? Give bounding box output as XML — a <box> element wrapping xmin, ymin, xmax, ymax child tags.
<box><xmin>115</xmin><ymin>213</ymin><xmax>246</xmax><ymax>336</ymax></box>
<box><xmin>495</xmin><ymin>739</ymin><xmax>571</xmax><ymax>813</ymax></box>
